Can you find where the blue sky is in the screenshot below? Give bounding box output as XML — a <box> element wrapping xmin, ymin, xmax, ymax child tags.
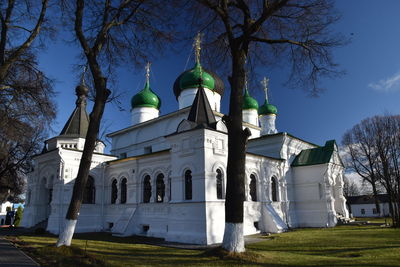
<box><xmin>38</xmin><ymin>0</ymin><xmax>400</xmax><ymax>151</ymax></box>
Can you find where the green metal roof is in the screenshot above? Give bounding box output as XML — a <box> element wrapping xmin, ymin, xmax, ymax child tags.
<box><xmin>243</xmin><ymin>88</ymin><xmax>259</xmax><ymax>110</ymax></box>
<box><xmin>180</xmin><ymin>63</ymin><xmax>215</xmax><ymax>90</ymax></box>
<box><xmin>291</xmin><ymin>140</ymin><xmax>336</xmax><ymax>167</ymax></box>
<box><xmin>173</xmin><ymin>63</ymin><xmax>225</xmax><ymax>98</ymax></box>
<box><xmin>259</xmin><ymin>99</ymin><xmax>277</xmax><ymax>115</ymax></box>
<box><xmin>131</xmin><ymin>81</ymin><xmax>161</xmax><ymax>109</ymax></box>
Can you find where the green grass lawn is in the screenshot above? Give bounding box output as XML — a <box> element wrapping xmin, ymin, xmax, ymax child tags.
<box><xmin>8</xmin><ymin>224</ymin><xmax>400</xmax><ymax>267</ymax></box>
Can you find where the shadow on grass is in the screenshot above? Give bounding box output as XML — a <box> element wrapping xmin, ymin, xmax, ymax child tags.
<box><xmin>201</xmin><ymin>246</ymin><xmax>267</xmax><ymax>266</ymax></box>
<box><xmin>255</xmin><ymin>245</ymin><xmax>400</xmax><ymax>255</ymax></box>
<box><xmin>5</xmin><ymin>226</ymin><xmax>400</xmax><ymax>267</ymax></box>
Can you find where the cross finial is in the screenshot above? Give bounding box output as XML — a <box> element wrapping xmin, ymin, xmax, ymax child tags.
<box><xmin>261</xmin><ymin>77</ymin><xmax>269</xmax><ymax>102</ymax></box>
<box><xmin>194</xmin><ymin>32</ymin><xmax>202</xmax><ymax>64</ymax></box>
<box><xmin>81</xmin><ymin>65</ymin><xmax>87</xmax><ymax>85</ymax></box>
<box><xmin>244</xmin><ymin>72</ymin><xmax>249</xmax><ymax>93</ymax></box>
<box><xmin>145</xmin><ymin>62</ymin><xmax>151</xmax><ymax>84</ymax></box>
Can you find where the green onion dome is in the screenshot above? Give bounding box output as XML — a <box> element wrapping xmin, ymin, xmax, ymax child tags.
<box><xmin>131</xmin><ymin>81</ymin><xmax>161</xmax><ymax>110</ymax></box>
<box><xmin>173</xmin><ymin>63</ymin><xmax>224</xmax><ymax>99</ymax></box>
<box><xmin>259</xmin><ymin>100</ymin><xmax>277</xmax><ymax>115</ymax></box>
<box><xmin>243</xmin><ymin>88</ymin><xmax>259</xmax><ymax>110</ymax></box>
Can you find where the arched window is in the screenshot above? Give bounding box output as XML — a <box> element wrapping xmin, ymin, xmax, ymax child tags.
<box><xmin>120</xmin><ymin>178</ymin><xmax>127</xmax><ymax>204</ymax></box>
<box><xmin>26</xmin><ymin>190</ymin><xmax>31</xmax><ymax>205</ymax></box>
<box><xmin>168</xmin><ymin>176</ymin><xmax>172</xmax><ymax>201</ymax></box>
<box><xmin>271</xmin><ymin>177</ymin><xmax>278</xmax><ymax>202</ymax></box>
<box><xmin>185</xmin><ymin>170</ymin><xmax>192</xmax><ymax>200</ymax></box>
<box><xmin>250</xmin><ymin>174</ymin><xmax>257</xmax><ymax>201</ymax></box>
<box><xmin>48</xmin><ymin>189</ymin><xmax>53</xmax><ymax>204</ymax></box>
<box><xmin>156</xmin><ymin>174</ymin><xmax>165</xmax><ymax>203</ymax></box>
<box><xmin>143</xmin><ymin>175</ymin><xmax>151</xmax><ymax>203</ymax></box>
<box><xmin>83</xmin><ymin>176</ymin><xmax>95</xmax><ymax>204</ymax></box>
<box><xmin>111</xmin><ymin>179</ymin><xmax>118</xmax><ymax>204</ymax></box>
<box><xmin>216</xmin><ymin>169</ymin><xmax>223</xmax><ymax>199</ymax></box>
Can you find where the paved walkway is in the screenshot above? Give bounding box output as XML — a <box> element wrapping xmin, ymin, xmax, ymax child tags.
<box><xmin>0</xmin><ymin>237</ymin><xmax>39</xmax><ymax>267</ymax></box>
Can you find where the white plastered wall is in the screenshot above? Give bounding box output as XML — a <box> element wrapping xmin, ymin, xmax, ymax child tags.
<box><xmin>47</xmin><ymin>149</ymin><xmax>116</xmax><ymax>234</ymax></box>
<box><xmin>291</xmin><ymin>161</ymin><xmax>348</xmax><ymax>228</ymax></box>
<box><xmin>131</xmin><ymin>107</ymin><xmax>159</xmax><ymax>125</ymax></box>
<box><xmin>243</xmin><ymin>109</ymin><xmax>259</xmax><ymax>126</ymax></box>
<box><xmin>259</xmin><ymin>114</ymin><xmax>277</xmax><ymax>135</ymax></box>
<box><xmin>178</xmin><ymin>88</ymin><xmax>221</xmax><ymax>112</ymax></box>
<box><xmin>21</xmin><ymin>145</ymin><xmax>117</xmax><ymax>233</ymax></box>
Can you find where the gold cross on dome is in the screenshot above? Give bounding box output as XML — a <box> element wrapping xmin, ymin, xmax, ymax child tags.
<box><xmin>194</xmin><ymin>32</ymin><xmax>202</xmax><ymax>64</ymax></box>
<box><xmin>145</xmin><ymin>62</ymin><xmax>151</xmax><ymax>83</ymax></box>
<box><xmin>81</xmin><ymin>65</ymin><xmax>87</xmax><ymax>85</ymax></box>
<box><xmin>261</xmin><ymin>77</ymin><xmax>269</xmax><ymax>101</ymax></box>
<box><xmin>244</xmin><ymin>72</ymin><xmax>248</xmax><ymax>92</ymax></box>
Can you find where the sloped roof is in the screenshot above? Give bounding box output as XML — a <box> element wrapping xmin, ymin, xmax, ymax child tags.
<box><xmin>187</xmin><ymin>84</ymin><xmax>216</xmax><ymax>129</ymax></box>
<box><xmin>59</xmin><ymin>105</ymin><xmax>89</xmax><ymax>138</ymax></box>
<box><xmin>59</xmin><ymin>86</ymin><xmax>89</xmax><ymax>138</ymax></box>
<box><xmin>346</xmin><ymin>194</ymin><xmax>389</xmax><ymax>205</ymax></box>
<box><xmin>248</xmin><ymin>132</ymin><xmax>318</xmax><ymax>147</ymax></box>
<box><xmin>291</xmin><ymin>140</ymin><xmax>336</xmax><ymax>167</ymax></box>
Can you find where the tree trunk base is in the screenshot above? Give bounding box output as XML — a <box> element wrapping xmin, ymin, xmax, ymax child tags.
<box><xmin>56</xmin><ymin>219</ymin><xmax>77</xmax><ymax>247</ymax></box>
<box><xmin>222</xmin><ymin>222</ymin><xmax>245</xmax><ymax>252</ymax></box>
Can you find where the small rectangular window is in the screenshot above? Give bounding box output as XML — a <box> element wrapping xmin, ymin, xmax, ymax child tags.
<box><xmin>120</xmin><ymin>153</ymin><xmax>127</xmax><ymax>159</ymax></box>
<box><xmin>373</xmin><ymin>208</ymin><xmax>378</xmax><ymax>214</ymax></box>
<box><xmin>144</xmin><ymin>146</ymin><xmax>152</xmax><ymax>154</ymax></box>
<box><xmin>361</xmin><ymin>208</ymin><xmax>365</xmax><ymax>215</ymax></box>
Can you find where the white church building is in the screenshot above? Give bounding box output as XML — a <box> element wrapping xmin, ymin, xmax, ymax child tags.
<box><xmin>22</xmin><ymin>55</ymin><xmax>349</xmax><ymax>245</ymax></box>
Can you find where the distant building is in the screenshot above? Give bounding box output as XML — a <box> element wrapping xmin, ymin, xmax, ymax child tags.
<box><xmin>346</xmin><ymin>194</ymin><xmax>391</xmax><ymax>217</ymax></box>
<box><xmin>0</xmin><ymin>201</ymin><xmax>13</xmax><ymax>225</ymax></box>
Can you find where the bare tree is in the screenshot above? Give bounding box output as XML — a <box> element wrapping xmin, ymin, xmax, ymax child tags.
<box><xmin>0</xmin><ymin>0</ymin><xmax>49</xmax><ymax>84</ymax></box>
<box><xmin>0</xmin><ymin>0</ymin><xmax>56</xmax><ymax>201</ymax></box>
<box><xmin>373</xmin><ymin>115</ymin><xmax>400</xmax><ymax>226</ymax></box>
<box><xmin>183</xmin><ymin>0</ymin><xmax>345</xmax><ymax>252</ymax></box>
<box><xmin>342</xmin><ymin>120</ymin><xmax>382</xmax><ymax>214</ymax></box>
<box><xmin>343</xmin><ymin>175</ymin><xmax>360</xmax><ymax>198</ymax></box>
<box><xmin>0</xmin><ymin>121</ymin><xmax>46</xmax><ymax>202</ymax></box>
<box><xmin>56</xmin><ymin>0</ymin><xmax>174</xmax><ymax>247</ymax></box>
<box><xmin>342</xmin><ymin>115</ymin><xmax>400</xmax><ymax>227</ymax></box>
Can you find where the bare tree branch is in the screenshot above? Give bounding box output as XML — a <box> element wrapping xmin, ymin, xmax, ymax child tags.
<box><xmin>0</xmin><ymin>0</ymin><xmax>48</xmax><ymax>83</ymax></box>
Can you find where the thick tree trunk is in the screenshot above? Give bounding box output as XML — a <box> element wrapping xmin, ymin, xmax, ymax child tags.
<box><xmin>388</xmin><ymin>193</ymin><xmax>396</xmax><ymax>227</ymax></box>
<box><xmin>386</xmin><ymin>186</ymin><xmax>400</xmax><ymax>227</ymax></box>
<box><xmin>56</xmin><ymin>78</ymin><xmax>108</xmax><ymax>247</ymax></box>
<box><xmin>222</xmin><ymin>50</ymin><xmax>250</xmax><ymax>253</ymax></box>
<box><xmin>396</xmin><ymin>188</ymin><xmax>400</xmax><ymax>227</ymax></box>
<box><xmin>222</xmin><ymin>118</ymin><xmax>248</xmax><ymax>252</ymax></box>
<box><xmin>222</xmin><ymin>223</ymin><xmax>244</xmax><ymax>252</ymax></box>
<box><xmin>371</xmin><ymin>182</ymin><xmax>381</xmax><ymax>214</ymax></box>
<box><xmin>56</xmin><ymin>219</ymin><xmax>77</xmax><ymax>246</ymax></box>
<box><xmin>396</xmin><ymin>180</ymin><xmax>400</xmax><ymax>227</ymax></box>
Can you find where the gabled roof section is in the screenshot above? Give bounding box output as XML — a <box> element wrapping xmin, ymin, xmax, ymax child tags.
<box><xmin>106</xmin><ymin>149</ymin><xmax>170</xmax><ymax>166</ymax></box>
<box><xmin>59</xmin><ymin>85</ymin><xmax>90</xmax><ymax>138</ymax></box>
<box><xmin>246</xmin><ymin>151</ymin><xmax>285</xmax><ymax>161</ymax></box>
<box><xmin>291</xmin><ymin>140</ymin><xmax>337</xmax><ymax>167</ymax></box>
<box><xmin>346</xmin><ymin>194</ymin><xmax>389</xmax><ymax>205</ymax></box>
<box><xmin>187</xmin><ymin>83</ymin><xmax>216</xmax><ymax>129</ymax></box>
<box><xmin>248</xmin><ymin>132</ymin><xmax>318</xmax><ymax>147</ymax></box>
<box><xmin>60</xmin><ymin>105</ymin><xmax>89</xmax><ymax>137</ymax></box>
